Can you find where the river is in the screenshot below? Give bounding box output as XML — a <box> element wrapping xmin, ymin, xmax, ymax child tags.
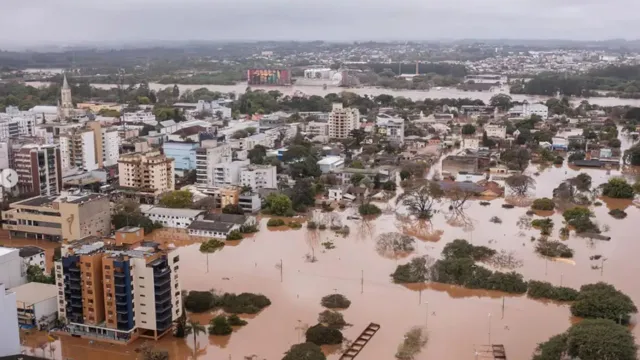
<box><xmin>25</xmin><ymin>81</ymin><xmax>640</xmax><ymax>107</ymax></box>
<box><xmin>11</xmin><ymin>131</ymin><xmax>640</xmax><ymax>360</ymax></box>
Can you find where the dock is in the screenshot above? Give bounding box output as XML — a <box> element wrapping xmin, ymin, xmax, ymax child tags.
<box><xmin>338</xmin><ymin>323</ymin><xmax>380</xmax><ymax>360</ymax></box>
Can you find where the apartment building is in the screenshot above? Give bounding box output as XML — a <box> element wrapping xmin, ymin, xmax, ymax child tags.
<box><xmin>306</xmin><ymin>121</ymin><xmax>329</xmax><ymax>137</ymax></box>
<box><xmin>195</xmin><ymin>143</ymin><xmax>232</xmax><ymax>190</ymax></box>
<box><xmin>484</xmin><ymin>124</ymin><xmax>507</xmax><ymax>139</ymax></box>
<box><xmin>122</xmin><ymin>111</ymin><xmax>157</xmax><ymax>125</ymax></box>
<box><xmin>328</xmin><ymin>103</ymin><xmax>360</xmax><ymax>139</ymax></box>
<box><xmin>12</xmin><ymin>143</ymin><xmax>62</xmax><ymax>197</ymax></box>
<box><xmin>0</xmin><ymin>284</ymin><xmax>20</xmax><ymax>357</ymax></box>
<box><xmin>118</xmin><ymin>151</ymin><xmax>175</xmax><ymax>195</ymax></box>
<box><xmin>508</xmin><ymin>103</ymin><xmax>549</xmax><ymax>119</ymax></box>
<box><xmin>86</xmin><ymin>121</ymin><xmax>120</xmax><ymax>168</ymax></box>
<box><xmin>1</xmin><ymin>192</ymin><xmax>110</xmax><ymax>242</ymax></box>
<box><xmin>163</xmin><ymin>142</ymin><xmax>198</xmax><ymax>171</ymax></box>
<box><xmin>240</xmin><ymin>164</ymin><xmax>277</xmax><ymax>190</ymax></box>
<box><xmin>59</xmin><ymin>128</ymin><xmax>99</xmax><ymax>171</ymax></box>
<box><xmin>213</xmin><ymin>160</ymin><xmax>250</xmax><ymax>187</ymax></box>
<box><xmin>376</xmin><ymin>116</ymin><xmax>405</xmax><ymax>144</ymax></box>
<box><xmin>55</xmin><ymin>228</ymin><xmax>181</xmax><ymax>343</ymax></box>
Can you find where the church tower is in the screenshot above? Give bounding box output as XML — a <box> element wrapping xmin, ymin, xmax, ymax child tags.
<box><xmin>59</xmin><ymin>74</ymin><xmax>73</xmax><ymax>119</ymax></box>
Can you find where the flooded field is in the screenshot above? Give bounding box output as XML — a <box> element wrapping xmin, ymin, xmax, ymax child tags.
<box><xmin>12</xmin><ymin>133</ymin><xmax>640</xmax><ymax>360</ymax></box>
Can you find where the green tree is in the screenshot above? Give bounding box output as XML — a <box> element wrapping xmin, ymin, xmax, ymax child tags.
<box><xmin>246</xmin><ymin>126</ymin><xmax>257</xmax><ymax>135</ymax></box>
<box><xmin>489</xmin><ymin>94</ymin><xmax>512</xmax><ymax>111</ymax></box>
<box><xmin>350</xmin><ymin>173</ymin><xmax>365</xmax><ymax>186</ymax></box>
<box><xmin>208</xmin><ymin>315</ymin><xmax>233</xmax><ymax>335</ymax></box>
<box><xmin>26</xmin><ymin>265</ymin><xmax>54</xmax><ymax>284</ymax></box>
<box><xmin>222</xmin><ymin>204</ymin><xmax>244</xmax><ymax>215</ymax></box>
<box><xmin>531</xmin><ymin>198</ymin><xmax>555</xmax><ymax>211</ymax></box>
<box><xmin>226</xmin><ymin>230</ymin><xmax>243</xmax><ymax>241</ymax></box>
<box><xmin>305</xmin><ymin>324</ymin><xmax>343</xmax><ymax>346</ymax></box>
<box><xmin>185</xmin><ymin>320</ymin><xmax>206</xmax><ymax>351</ymax></box>
<box><xmin>282</xmin><ymin>342</ymin><xmax>326</xmax><ymax>360</ymax></box>
<box><xmin>232</xmin><ymin>129</ymin><xmax>249</xmax><ymax>139</ymax></box>
<box><xmin>159</xmin><ymin>190</ymin><xmax>193</xmax><ymax>208</ymax></box>
<box><xmin>601</xmin><ymin>178</ymin><xmax>634</xmax><ymax>199</ymax></box>
<box><xmin>248</xmin><ymin>145</ymin><xmax>267</xmax><ymax>164</ymax></box>
<box><xmin>571</xmin><ymin>282</ymin><xmax>637</xmax><ymax>323</ymax></box>
<box><xmin>290</xmin><ymin>178</ymin><xmax>316</xmax><ymax>212</ymax></box>
<box><xmin>461</xmin><ymin>124</ymin><xmax>476</xmax><ymax>135</ymax></box>
<box><xmin>264</xmin><ymin>193</ymin><xmax>294</xmax><ymax>216</ymax></box>
<box><xmin>350</xmin><ymin>160</ymin><xmax>364</xmax><ymax>169</ymax></box>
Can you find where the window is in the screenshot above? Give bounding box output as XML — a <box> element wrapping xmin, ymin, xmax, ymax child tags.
<box><xmin>108</xmin><ymin>311</ymin><xmax>113</xmax><ymax>315</ymax></box>
<box><xmin>141</xmin><ymin>312</ymin><xmax>146</xmax><ymax>315</ymax></box>
<box><xmin>139</xmin><ymin>277</ymin><xmax>144</xmax><ymax>280</ymax></box>
<box><xmin>141</xmin><ymin>294</ymin><xmax>145</xmax><ymax>297</ymax></box>
<box><xmin>142</xmin><ymin>320</ymin><xmax>147</xmax><ymax>324</ymax></box>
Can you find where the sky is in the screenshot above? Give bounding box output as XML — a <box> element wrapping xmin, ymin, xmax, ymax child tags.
<box><xmin>2</xmin><ymin>0</ymin><xmax>640</xmax><ymax>48</ymax></box>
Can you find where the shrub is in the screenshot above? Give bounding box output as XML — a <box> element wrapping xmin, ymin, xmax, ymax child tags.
<box><xmin>320</xmin><ymin>294</ymin><xmax>351</xmax><ymax>309</ymax></box>
<box><xmin>226</xmin><ymin>230</ymin><xmax>243</xmax><ymax>240</ymax></box>
<box><xmin>609</xmin><ymin>209</ymin><xmax>627</xmax><ymax>219</ymax></box>
<box><xmin>358</xmin><ymin>203</ymin><xmax>382</xmax><ymax>216</ymax></box>
<box><xmin>199</xmin><ymin>239</ymin><xmax>225</xmax><ymax>253</ymax></box>
<box><xmin>532</xmin><ymin>198</ymin><xmax>555</xmax><ymax>211</ymax></box>
<box><xmin>431</xmin><ymin>258</ymin><xmax>527</xmax><ymax>294</ymax></box>
<box><xmin>217</xmin><ymin>292</ymin><xmax>272</xmax><ymax>314</ymax></box>
<box><xmin>307</xmin><ymin>221</ymin><xmax>318</xmax><ymax>229</ymax></box>
<box><xmin>208</xmin><ymin>315</ymin><xmax>232</xmax><ymax>335</ymax></box>
<box><xmin>288</xmin><ymin>221</ymin><xmax>302</xmax><ymax>229</ymax></box>
<box><xmin>317</xmin><ymin>310</ymin><xmax>347</xmax><ymax>330</ymax></box>
<box><xmin>267</xmin><ymin>218</ymin><xmax>286</xmax><ymax>227</ymax></box>
<box><xmin>535</xmin><ymin>240</ymin><xmax>574</xmax><ymax>258</ymax></box>
<box><xmin>184</xmin><ymin>291</ymin><xmax>215</xmax><ymax>313</ymax></box>
<box><xmin>227</xmin><ymin>314</ymin><xmax>247</xmax><ymax>326</ymax></box>
<box><xmin>571</xmin><ymin>282</ymin><xmax>638</xmax><ymax>324</ymax></box>
<box><xmin>553</xmin><ymin>156</ymin><xmax>564</xmax><ymax>165</ymax></box>
<box><xmin>563</xmin><ymin>207</ymin><xmax>599</xmax><ymax>233</ymax></box>
<box><xmin>602</xmin><ymin>178</ymin><xmax>634</xmax><ymax>199</ymax></box>
<box><xmin>486</xmin><ymin>271</ymin><xmax>529</xmax><ymax>293</ymax></box>
<box><xmin>239</xmin><ymin>221</ymin><xmax>259</xmax><ymax>233</ymax></box>
<box><xmin>528</xmin><ymin>280</ymin><xmax>579</xmax><ymax>302</ymax></box>
<box><xmin>305</xmin><ymin>324</ymin><xmax>343</xmax><ymax>346</ymax></box>
<box><xmin>489</xmin><ymin>216</ymin><xmax>502</xmax><ymax>224</ymax></box>
<box><xmin>395</xmin><ymin>327</ymin><xmax>428</xmax><ymax>360</ymax></box>
<box><xmin>480</xmin><ymin>201</ymin><xmax>491</xmax><ymax>206</ymax></box>
<box><xmin>531</xmin><ymin>218</ymin><xmax>554</xmax><ymax>235</ymax></box>
<box><xmin>318</xmin><ymin>224</ymin><xmax>327</xmax><ymax>230</ymax></box>
<box><xmin>282</xmin><ymin>342</ymin><xmax>327</xmax><ymax>360</ymax></box>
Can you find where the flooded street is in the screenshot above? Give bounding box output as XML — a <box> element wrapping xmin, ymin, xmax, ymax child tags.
<box><xmin>11</xmin><ymin>133</ymin><xmax>640</xmax><ymax>359</ymax></box>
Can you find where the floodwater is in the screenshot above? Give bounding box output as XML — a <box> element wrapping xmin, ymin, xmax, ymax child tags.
<box><xmin>26</xmin><ymin>81</ymin><xmax>640</xmax><ymax>107</ymax></box>
<box><xmin>15</xmin><ymin>132</ymin><xmax>640</xmax><ymax>360</ymax></box>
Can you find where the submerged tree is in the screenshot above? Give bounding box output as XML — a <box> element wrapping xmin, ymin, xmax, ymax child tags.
<box><xmin>397</xmin><ymin>180</ymin><xmax>444</xmax><ymax>219</ymax></box>
<box><xmin>391</xmin><ymin>256</ymin><xmax>435</xmax><ymax>283</ymax></box>
<box><xmin>505</xmin><ymin>174</ymin><xmax>536</xmax><ymax>197</ymax></box>
<box><xmin>375</xmin><ymin>232</ymin><xmax>416</xmax><ymax>258</ymax></box>
<box><xmin>395</xmin><ymin>327</ymin><xmax>429</xmax><ymax>360</ymax></box>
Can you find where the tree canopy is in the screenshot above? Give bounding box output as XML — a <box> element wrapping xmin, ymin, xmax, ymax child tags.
<box><xmin>158</xmin><ymin>190</ymin><xmax>193</xmax><ymax>208</ymax></box>
<box><xmin>570</xmin><ymin>282</ymin><xmax>637</xmax><ymax>324</ymax></box>
<box><xmin>282</xmin><ymin>343</ymin><xmax>326</xmax><ymax>360</ymax></box>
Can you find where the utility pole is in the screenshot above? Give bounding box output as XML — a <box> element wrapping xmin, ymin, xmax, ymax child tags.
<box><xmin>425</xmin><ymin>301</ymin><xmax>429</xmax><ymax>329</ymax></box>
<box><xmin>488</xmin><ymin>313</ymin><xmax>492</xmax><ymax>345</ymax></box>
<box><xmin>280</xmin><ymin>259</ymin><xmax>283</xmax><ymax>282</ymax></box>
<box><xmin>360</xmin><ymin>269</ymin><xmax>363</xmax><ymax>294</ymax></box>
<box><xmin>501</xmin><ymin>297</ymin><xmax>505</xmax><ymax>319</ymax></box>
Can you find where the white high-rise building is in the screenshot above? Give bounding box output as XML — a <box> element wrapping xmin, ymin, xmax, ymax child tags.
<box><xmin>0</xmin><ymin>284</ymin><xmax>20</xmax><ymax>357</ymax></box>
<box><xmin>213</xmin><ymin>160</ymin><xmax>250</xmax><ymax>187</ymax></box>
<box><xmin>102</xmin><ymin>127</ymin><xmax>120</xmax><ymax>166</ymax></box>
<box><xmin>59</xmin><ymin>129</ymin><xmax>98</xmax><ymax>171</ymax></box>
<box><xmin>195</xmin><ymin>142</ymin><xmax>232</xmax><ymax>190</ymax></box>
<box><xmin>240</xmin><ymin>165</ymin><xmax>277</xmax><ymax>190</ymax></box>
<box><xmin>328</xmin><ymin>103</ymin><xmax>360</xmax><ymax>139</ymax></box>
<box><xmin>0</xmin><ymin>248</ymin><xmax>26</xmax><ymax>289</ymax></box>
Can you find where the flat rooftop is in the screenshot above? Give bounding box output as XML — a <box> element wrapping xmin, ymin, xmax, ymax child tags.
<box><xmin>13</xmin><ymin>282</ymin><xmax>58</xmax><ymax>305</ymax></box>
<box><xmin>0</xmin><ymin>247</ymin><xmax>18</xmax><ymax>257</ymax></box>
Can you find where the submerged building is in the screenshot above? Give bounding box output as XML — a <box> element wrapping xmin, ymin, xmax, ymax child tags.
<box><xmin>55</xmin><ymin>227</ymin><xmax>181</xmax><ymax>343</ymax></box>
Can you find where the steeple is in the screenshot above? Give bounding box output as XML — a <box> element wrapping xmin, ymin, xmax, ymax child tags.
<box><xmin>62</xmin><ymin>73</ymin><xmax>70</xmax><ymax>89</ymax></box>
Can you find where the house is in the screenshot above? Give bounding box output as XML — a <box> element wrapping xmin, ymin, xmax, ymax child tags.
<box><xmin>346</xmin><ymin>186</ymin><xmax>369</xmax><ymax>202</ymax></box>
<box><xmin>18</xmin><ymin>246</ymin><xmax>46</xmax><ymax>274</ymax></box>
<box><xmin>551</xmin><ymin>137</ymin><xmax>569</xmax><ymax>151</ymax></box>
<box><xmin>478</xmin><ymin>180</ymin><xmax>505</xmax><ymax>197</ymax></box>
<box><xmin>187</xmin><ymin>221</ymin><xmax>237</xmax><ymax>239</ymax></box>
<box><xmin>484</xmin><ymin>125</ymin><xmax>507</xmax><ymax>139</ymax></box>
<box><xmin>328</xmin><ymin>188</ymin><xmax>343</xmax><ymax>202</ymax></box>
<box><xmin>508</xmin><ymin>103</ymin><xmax>549</xmax><ymax>119</ymax></box>
<box><xmin>317</xmin><ymin>156</ymin><xmax>345</xmax><ymax>174</ymax></box>
<box><xmin>139</xmin><ymin>205</ymin><xmax>204</xmax><ymax>229</ymax></box>
<box><xmin>442</xmin><ymin>155</ymin><xmax>491</xmax><ymax>175</ymax></box>
<box><xmin>238</xmin><ymin>193</ymin><xmax>262</xmax><ymax>213</ymax></box>
<box><xmin>462</xmin><ymin>138</ymin><xmax>480</xmax><ymax>150</ymax></box>
<box><xmin>13</xmin><ymin>282</ymin><xmax>58</xmax><ymax>330</ymax></box>
<box><xmin>437</xmin><ymin>181</ymin><xmax>485</xmax><ymax>194</ymax></box>
<box><xmin>337</xmin><ymin>167</ymin><xmax>397</xmax><ymax>186</ymax></box>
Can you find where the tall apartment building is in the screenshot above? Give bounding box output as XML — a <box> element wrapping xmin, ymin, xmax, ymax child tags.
<box><xmin>12</xmin><ymin>143</ymin><xmax>62</xmax><ymax>196</ymax></box>
<box><xmin>376</xmin><ymin>116</ymin><xmax>405</xmax><ymax>144</ymax></box>
<box><xmin>59</xmin><ymin>128</ymin><xmax>98</xmax><ymax>171</ymax></box>
<box><xmin>1</xmin><ymin>192</ymin><xmax>111</xmax><ymax>242</ymax></box>
<box><xmin>55</xmin><ymin>228</ymin><xmax>181</xmax><ymax>343</ymax></box>
<box><xmin>195</xmin><ymin>141</ymin><xmax>232</xmax><ymax>190</ymax></box>
<box><xmin>118</xmin><ymin>151</ymin><xmax>175</xmax><ymax>195</ymax></box>
<box><xmin>328</xmin><ymin>103</ymin><xmax>360</xmax><ymax>139</ymax></box>
<box><xmin>240</xmin><ymin>164</ymin><xmax>277</xmax><ymax>190</ymax></box>
<box><xmin>213</xmin><ymin>160</ymin><xmax>249</xmax><ymax>187</ymax></box>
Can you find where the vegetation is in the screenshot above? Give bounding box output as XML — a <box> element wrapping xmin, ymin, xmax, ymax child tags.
<box><xmin>563</xmin><ymin>207</ymin><xmax>599</xmax><ymax>233</ymax></box>
<box><xmin>226</xmin><ymin>230</ymin><xmax>243</xmax><ymax>241</ymax></box>
<box><xmin>158</xmin><ymin>190</ymin><xmax>193</xmax><ymax>208</ymax></box>
<box><xmin>568</xmin><ymin>151</ymin><xmax>586</xmax><ymax>163</ymax></box>
<box><xmin>391</xmin><ymin>256</ymin><xmax>433</xmax><ymax>283</ymax></box>
<box><xmin>307</xmin><ymin>221</ymin><xmax>318</xmax><ymax>229</ymax></box>
<box><xmin>263</xmin><ymin>193</ymin><xmax>295</xmax><ymax>216</ymax></box>
<box><xmin>184</xmin><ymin>290</ymin><xmax>271</xmax><ymax>314</ymax></box>
<box><xmin>527</xmin><ymin>281</ymin><xmax>579</xmax><ymax>302</ymax></box>
<box><xmin>199</xmin><ymin>239</ymin><xmax>225</xmax><ymax>253</ymax></box>
<box><xmin>227</xmin><ymin>314</ymin><xmax>248</xmax><ymax>327</ymax></box>
<box><xmin>533</xmin><ymin>319</ymin><xmax>637</xmax><ymax>360</ymax></box>
<box><xmin>395</xmin><ymin>327</ymin><xmax>429</xmax><ymax>360</ymax></box>
<box><xmin>112</xmin><ymin>199</ymin><xmax>163</xmax><ymax>235</ymax></box>
<box><xmin>505</xmin><ymin>174</ymin><xmax>535</xmax><ymax>197</ymax></box>
<box><xmin>222</xmin><ymin>204</ymin><xmax>245</xmax><ymax>215</ymax></box>
<box><xmin>570</xmin><ymin>282</ymin><xmax>637</xmax><ymax>324</ymax></box>
<box><xmin>535</xmin><ymin>240</ymin><xmax>574</xmax><ymax>258</ymax></box>
<box><xmin>376</xmin><ymin>233</ymin><xmax>416</xmax><ymax>257</ymax></box>
<box><xmin>358</xmin><ymin>203</ymin><xmax>382</xmax><ymax>216</ymax></box>
<box><xmin>624</xmin><ymin>143</ymin><xmax>640</xmax><ymax>165</ymax></box>
<box><xmin>305</xmin><ymin>324</ymin><xmax>343</xmax><ymax>346</ymax></box>
<box><xmin>208</xmin><ymin>315</ymin><xmax>233</xmax><ymax>336</ymax></box>
<box><xmin>531</xmin><ymin>198</ymin><xmax>555</xmax><ymax>211</ymax></box>
<box><xmin>282</xmin><ymin>342</ymin><xmax>326</xmax><ymax>360</ymax></box>
<box><xmin>26</xmin><ymin>265</ymin><xmax>54</xmax><ymax>284</ymax></box>
<box><xmin>288</xmin><ymin>221</ymin><xmax>303</xmax><ymax>229</ymax></box>
<box><xmin>500</xmin><ymin>148</ymin><xmax>531</xmax><ymax>171</ymax></box>
<box><xmin>396</xmin><ymin>180</ymin><xmax>444</xmax><ymax>219</ymax></box>
<box><xmin>239</xmin><ymin>219</ymin><xmax>259</xmax><ymax>233</ymax></box>
<box><xmin>317</xmin><ymin>310</ymin><xmax>347</xmax><ymax>330</ymax></box>
<box><xmin>531</xmin><ymin>218</ymin><xmax>554</xmax><ymax>236</ymax></box>
<box><xmin>601</xmin><ymin>178</ymin><xmax>635</xmax><ymax>199</ymax></box>
<box><xmin>442</xmin><ymin>239</ymin><xmax>496</xmax><ymax>262</ymax></box>
<box><xmin>461</xmin><ymin>124</ymin><xmax>476</xmax><ymax>135</ymax></box>
<box><xmin>184</xmin><ymin>320</ymin><xmax>206</xmax><ymax>352</ymax></box>
<box><xmin>184</xmin><ymin>291</ymin><xmax>216</xmax><ymax>313</ymax></box>
<box><xmin>320</xmin><ymin>294</ymin><xmax>351</xmax><ymax>309</ymax></box>
<box><xmin>267</xmin><ymin>218</ymin><xmax>286</xmax><ymax>227</ymax></box>
<box><xmin>609</xmin><ymin>209</ymin><xmax>628</xmax><ymax>219</ymax></box>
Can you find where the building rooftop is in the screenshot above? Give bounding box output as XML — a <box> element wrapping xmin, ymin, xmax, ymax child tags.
<box><xmin>18</xmin><ymin>246</ymin><xmax>44</xmax><ymax>258</ymax></box>
<box><xmin>0</xmin><ymin>247</ymin><xmax>18</xmax><ymax>257</ymax></box>
<box><xmin>202</xmin><ymin>213</ymin><xmax>247</xmax><ymax>225</ymax></box>
<box><xmin>188</xmin><ymin>220</ymin><xmax>235</xmax><ymax>232</ymax></box>
<box><xmin>139</xmin><ymin>205</ymin><xmax>204</xmax><ymax>218</ymax></box>
<box><xmin>317</xmin><ymin>156</ymin><xmax>344</xmax><ymax>166</ymax></box>
<box><xmin>117</xmin><ymin>226</ymin><xmax>142</xmax><ymax>233</ymax></box>
<box><xmin>16</xmin><ymin>196</ymin><xmax>58</xmax><ymax>207</ymax></box>
<box><xmin>13</xmin><ymin>282</ymin><xmax>58</xmax><ymax>305</ymax></box>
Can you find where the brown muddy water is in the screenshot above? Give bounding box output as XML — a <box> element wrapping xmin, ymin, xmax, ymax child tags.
<box><xmin>16</xmin><ymin>133</ymin><xmax>640</xmax><ymax>360</ymax></box>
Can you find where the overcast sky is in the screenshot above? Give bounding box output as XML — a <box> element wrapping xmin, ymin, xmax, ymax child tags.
<box><xmin>2</xmin><ymin>0</ymin><xmax>640</xmax><ymax>48</ymax></box>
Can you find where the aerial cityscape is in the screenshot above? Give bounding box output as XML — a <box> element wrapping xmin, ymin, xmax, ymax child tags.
<box><xmin>2</xmin><ymin>4</ymin><xmax>640</xmax><ymax>360</ymax></box>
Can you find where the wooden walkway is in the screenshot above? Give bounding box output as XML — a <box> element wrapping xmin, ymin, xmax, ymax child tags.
<box><xmin>339</xmin><ymin>323</ymin><xmax>380</xmax><ymax>360</ymax></box>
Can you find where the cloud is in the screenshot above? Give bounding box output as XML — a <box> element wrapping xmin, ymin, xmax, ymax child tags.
<box><xmin>1</xmin><ymin>0</ymin><xmax>639</xmax><ymax>47</ymax></box>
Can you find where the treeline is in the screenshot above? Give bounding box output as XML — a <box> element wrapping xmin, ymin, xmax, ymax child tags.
<box><xmin>511</xmin><ymin>64</ymin><xmax>640</xmax><ymax>97</ymax></box>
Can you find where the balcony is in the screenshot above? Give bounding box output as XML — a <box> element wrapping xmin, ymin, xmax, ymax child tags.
<box><xmin>156</xmin><ymin>311</ymin><xmax>172</xmax><ymax>323</ymax></box>
<box><xmin>154</xmin><ymin>277</ymin><xmax>171</xmax><ymax>288</ymax></box>
<box><xmin>114</xmin><ymin>272</ymin><xmax>125</xmax><ymax>278</ymax></box>
<box><xmin>154</xmin><ymin>267</ymin><xmax>170</xmax><ymax>277</ymax></box>
<box><xmin>155</xmin><ymin>293</ymin><xmax>171</xmax><ymax>305</ymax></box>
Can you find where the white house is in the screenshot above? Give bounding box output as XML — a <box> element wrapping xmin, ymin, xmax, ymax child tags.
<box><xmin>317</xmin><ymin>156</ymin><xmax>345</xmax><ymax>174</ymax></box>
<box><xmin>0</xmin><ymin>284</ymin><xmax>20</xmax><ymax>357</ymax></box>
<box><xmin>19</xmin><ymin>246</ymin><xmax>46</xmax><ymax>274</ymax></box>
<box><xmin>139</xmin><ymin>205</ymin><xmax>204</xmax><ymax>229</ymax></box>
<box><xmin>462</xmin><ymin>138</ymin><xmax>480</xmax><ymax>150</ymax></box>
<box><xmin>484</xmin><ymin>124</ymin><xmax>507</xmax><ymax>139</ymax></box>
<box><xmin>13</xmin><ymin>282</ymin><xmax>58</xmax><ymax>330</ymax></box>
<box><xmin>328</xmin><ymin>188</ymin><xmax>343</xmax><ymax>201</ymax></box>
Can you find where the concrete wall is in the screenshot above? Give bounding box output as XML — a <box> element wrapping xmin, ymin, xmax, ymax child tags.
<box><xmin>0</xmin><ymin>284</ymin><xmax>20</xmax><ymax>356</ymax></box>
<box><xmin>0</xmin><ymin>249</ymin><xmax>26</xmax><ymax>289</ymax></box>
<box><xmin>132</xmin><ymin>257</ymin><xmax>157</xmax><ymax>330</ymax></box>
